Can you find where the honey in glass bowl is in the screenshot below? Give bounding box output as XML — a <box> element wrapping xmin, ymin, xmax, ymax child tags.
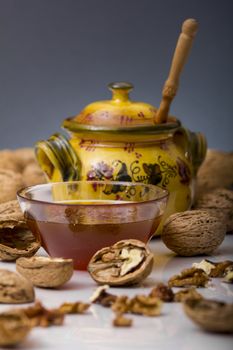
<box><xmin>17</xmin><ymin>181</ymin><xmax>168</xmax><ymax>270</ymax></box>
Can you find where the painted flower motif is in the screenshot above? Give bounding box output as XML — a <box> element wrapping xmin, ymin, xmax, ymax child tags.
<box><xmin>86</xmin><ymin>162</ymin><xmax>114</xmax><ymax>181</ymax></box>
<box><xmin>176</xmin><ymin>157</ymin><xmax>191</xmax><ymax>185</ymax></box>
<box><xmin>143</xmin><ymin>163</ymin><xmax>162</xmax><ymax>185</ymax></box>
<box><xmin>97</xmin><ymin>162</ymin><xmax>114</xmax><ymax>179</ymax></box>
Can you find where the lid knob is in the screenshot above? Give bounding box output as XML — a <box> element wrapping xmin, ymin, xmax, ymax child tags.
<box><xmin>108</xmin><ymin>82</ymin><xmax>134</xmax><ymax>102</ymax></box>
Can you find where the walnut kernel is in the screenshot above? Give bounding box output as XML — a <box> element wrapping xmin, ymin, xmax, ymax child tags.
<box><xmin>88</xmin><ymin>239</ymin><xmax>154</xmax><ymax>286</ymax></box>
<box><xmin>168</xmin><ymin>267</ymin><xmax>210</xmax><ymax>288</ymax></box>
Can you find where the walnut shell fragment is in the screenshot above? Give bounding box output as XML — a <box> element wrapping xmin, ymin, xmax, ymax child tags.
<box><xmin>0</xmin><ymin>309</ymin><xmax>31</xmax><ymax>346</ymax></box>
<box><xmin>168</xmin><ymin>267</ymin><xmax>210</xmax><ymax>288</ymax></box>
<box><xmin>16</xmin><ymin>256</ymin><xmax>73</xmax><ymax>288</ymax></box>
<box><xmin>184</xmin><ymin>299</ymin><xmax>233</xmax><ymax>333</ymax></box>
<box><xmin>88</xmin><ymin>239</ymin><xmax>154</xmax><ymax>286</ymax></box>
<box><xmin>0</xmin><ymin>269</ymin><xmax>35</xmax><ymax>304</ymax></box>
<box><xmin>0</xmin><ymin>207</ymin><xmax>40</xmax><ymax>261</ymax></box>
<box><xmin>162</xmin><ymin>210</ymin><xmax>226</xmax><ymax>256</ymax></box>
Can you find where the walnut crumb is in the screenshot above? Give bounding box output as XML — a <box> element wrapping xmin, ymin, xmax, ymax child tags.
<box><xmin>112</xmin><ymin>296</ymin><xmax>130</xmax><ymax>315</ymax></box>
<box><xmin>112</xmin><ymin>314</ymin><xmax>133</xmax><ymax>327</ymax></box>
<box><xmin>59</xmin><ymin>302</ymin><xmax>90</xmax><ymax>314</ymax></box>
<box><xmin>112</xmin><ymin>294</ymin><xmax>163</xmax><ymax>317</ymax></box>
<box><xmin>90</xmin><ymin>285</ymin><xmax>117</xmax><ymax>307</ymax></box>
<box><xmin>223</xmin><ymin>265</ymin><xmax>233</xmax><ymax>283</ymax></box>
<box><xmin>23</xmin><ymin>301</ymin><xmax>64</xmax><ymax>327</ymax></box>
<box><xmin>206</xmin><ymin>260</ymin><xmax>233</xmax><ymax>277</ymax></box>
<box><xmin>174</xmin><ymin>287</ymin><xmax>203</xmax><ymax>302</ymax></box>
<box><xmin>168</xmin><ymin>267</ymin><xmax>210</xmax><ymax>288</ymax></box>
<box><xmin>150</xmin><ymin>283</ymin><xmax>174</xmax><ymax>302</ymax></box>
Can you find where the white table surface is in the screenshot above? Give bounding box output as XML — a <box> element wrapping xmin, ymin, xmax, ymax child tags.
<box><xmin>0</xmin><ymin>235</ymin><xmax>233</xmax><ymax>350</ymax></box>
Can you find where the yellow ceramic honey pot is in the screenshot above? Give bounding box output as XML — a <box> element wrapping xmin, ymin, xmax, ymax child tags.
<box><xmin>35</xmin><ymin>19</ymin><xmax>207</xmax><ymax>233</ymax></box>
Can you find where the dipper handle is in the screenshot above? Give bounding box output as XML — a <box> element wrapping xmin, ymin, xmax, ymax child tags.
<box><xmin>155</xmin><ymin>19</ymin><xmax>198</xmax><ymax>124</ymax></box>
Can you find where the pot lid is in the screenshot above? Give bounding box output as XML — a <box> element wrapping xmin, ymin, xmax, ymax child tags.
<box><xmin>68</xmin><ymin>82</ymin><xmax>159</xmax><ymax>128</ymax></box>
<box><xmin>63</xmin><ymin>82</ymin><xmax>179</xmax><ymax>133</ymax></box>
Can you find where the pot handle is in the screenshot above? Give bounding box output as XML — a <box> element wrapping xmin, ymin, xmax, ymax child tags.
<box><xmin>173</xmin><ymin>127</ymin><xmax>207</xmax><ymax>175</ymax></box>
<box><xmin>35</xmin><ymin>133</ymin><xmax>81</xmax><ymax>182</ymax></box>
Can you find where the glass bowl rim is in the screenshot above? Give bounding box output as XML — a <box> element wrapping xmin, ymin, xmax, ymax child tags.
<box><xmin>17</xmin><ymin>180</ymin><xmax>169</xmax><ymax>207</ymax></box>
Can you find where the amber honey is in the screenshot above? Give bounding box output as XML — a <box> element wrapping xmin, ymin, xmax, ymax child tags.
<box><xmin>25</xmin><ymin>199</ymin><xmax>162</xmax><ymax>270</ymax></box>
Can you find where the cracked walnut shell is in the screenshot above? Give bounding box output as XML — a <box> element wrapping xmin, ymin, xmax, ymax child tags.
<box><xmin>88</xmin><ymin>239</ymin><xmax>154</xmax><ymax>286</ymax></box>
<box><xmin>0</xmin><ymin>199</ymin><xmax>24</xmax><ymax>225</ymax></box>
<box><xmin>0</xmin><ymin>309</ymin><xmax>31</xmax><ymax>346</ymax></box>
<box><xmin>162</xmin><ymin>210</ymin><xmax>226</xmax><ymax>256</ymax></box>
<box><xmin>184</xmin><ymin>299</ymin><xmax>233</xmax><ymax>333</ymax></box>
<box><xmin>0</xmin><ymin>202</ymin><xmax>40</xmax><ymax>261</ymax></box>
<box><xmin>16</xmin><ymin>256</ymin><xmax>74</xmax><ymax>288</ymax></box>
<box><xmin>0</xmin><ymin>227</ymin><xmax>40</xmax><ymax>261</ymax></box>
<box><xmin>0</xmin><ymin>269</ymin><xmax>35</xmax><ymax>303</ymax></box>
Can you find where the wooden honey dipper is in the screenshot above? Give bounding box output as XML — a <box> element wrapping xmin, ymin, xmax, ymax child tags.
<box><xmin>154</xmin><ymin>18</ymin><xmax>198</xmax><ymax>124</ymax></box>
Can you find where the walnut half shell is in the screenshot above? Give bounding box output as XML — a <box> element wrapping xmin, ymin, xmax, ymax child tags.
<box><xmin>183</xmin><ymin>299</ymin><xmax>233</xmax><ymax>333</ymax></box>
<box><xmin>0</xmin><ymin>200</ymin><xmax>40</xmax><ymax>261</ymax></box>
<box><xmin>0</xmin><ymin>269</ymin><xmax>35</xmax><ymax>304</ymax></box>
<box><xmin>88</xmin><ymin>239</ymin><xmax>154</xmax><ymax>286</ymax></box>
<box><xmin>16</xmin><ymin>256</ymin><xmax>74</xmax><ymax>288</ymax></box>
<box><xmin>0</xmin><ymin>309</ymin><xmax>31</xmax><ymax>346</ymax></box>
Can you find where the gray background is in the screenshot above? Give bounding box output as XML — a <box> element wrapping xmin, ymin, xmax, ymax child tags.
<box><xmin>0</xmin><ymin>0</ymin><xmax>232</xmax><ymax>150</ymax></box>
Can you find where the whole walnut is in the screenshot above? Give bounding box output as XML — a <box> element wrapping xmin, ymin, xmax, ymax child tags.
<box><xmin>23</xmin><ymin>163</ymin><xmax>46</xmax><ymax>187</ymax></box>
<box><xmin>162</xmin><ymin>210</ymin><xmax>226</xmax><ymax>256</ymax></box>
<box><xmin>194</xmin><ymin>188</ymin><xmax>233</xmax><ymax>232</ymax></box>
<box><xmin>196</xmin><ymin>149</ymin><xmax>233</xmax><ymax>197</ymax></box>
<box><xmin>0</xmin><ymin>170</ymin><xmax>24</xmax><ymax>203</ymax></box>
<box><xmin>13</xmin><ymin>148</ymin><xmax>36</xmax><ymax>172</ymax></box>
<box><xmin>0</xmin><ymin>150</ymin><xmax>20</xmax><ymax>173</ymax></box>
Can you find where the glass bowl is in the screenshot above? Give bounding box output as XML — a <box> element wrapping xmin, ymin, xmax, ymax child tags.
<box><xmin>17</xmin><ymin>181</ymin><xmax>168</xmax><ymax>270</ymax></box>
